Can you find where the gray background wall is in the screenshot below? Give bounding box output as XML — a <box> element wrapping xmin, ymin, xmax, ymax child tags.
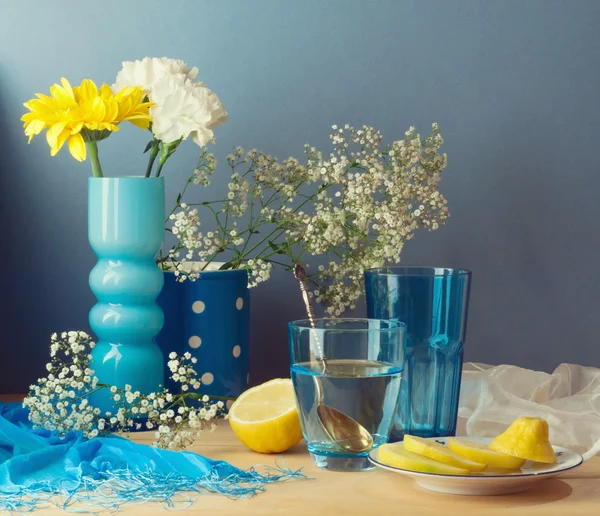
<box><xmin>1</xmin><ymin>0</ymin><xmax>599</xmax><ymax>393</ymax></box>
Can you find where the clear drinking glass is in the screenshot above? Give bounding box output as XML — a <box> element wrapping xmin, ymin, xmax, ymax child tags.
<box><xmin>289</xmin><ymin>318</ymin><xmax>405</xmax><ymax>471</ymax></box>
<box><xmin>364</xmin><ymin>267</ymin><xmax>472</xmax><ymax>441</ymax></box>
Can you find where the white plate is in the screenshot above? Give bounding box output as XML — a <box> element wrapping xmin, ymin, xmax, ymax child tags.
<box><xmin>368</xmin><ymin>436</ymin><xmax>583</xmax><ymax>496</ymax></box>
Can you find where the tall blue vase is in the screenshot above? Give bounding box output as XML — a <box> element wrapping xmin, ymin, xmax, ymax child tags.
<box><xmin>88</xmin><ymin>177</ymin><xmax>165</xmax><ymax>413</ymax></box>
<box><xmin>157</xmin><ymin>267</ymin><xmax>250</xmax><ymax>402</ymax></box>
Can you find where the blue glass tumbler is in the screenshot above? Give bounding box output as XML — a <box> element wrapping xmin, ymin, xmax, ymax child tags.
<box><xmin>364</xmin><ymin>267</ymin><xmax>471</xmax><ymax>440</ymax></box>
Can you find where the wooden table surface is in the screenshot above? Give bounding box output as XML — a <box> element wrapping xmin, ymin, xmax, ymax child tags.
<box><xmin>2</xmin><ymin>395</ymin><xmax>599</xmax><ymax>515</ymax></box>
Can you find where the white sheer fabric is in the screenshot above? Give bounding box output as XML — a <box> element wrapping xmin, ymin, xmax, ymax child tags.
<box><xmin>459</xmin><ymin>362</ymin><xmax>600</xmax><ymax>461</ymax></box>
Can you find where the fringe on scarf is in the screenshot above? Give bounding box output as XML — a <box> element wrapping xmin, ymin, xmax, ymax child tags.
<box><xmin>0</xmin><ymin>460</ymin><xmax>308</xmax><ymax>513</ymax></box>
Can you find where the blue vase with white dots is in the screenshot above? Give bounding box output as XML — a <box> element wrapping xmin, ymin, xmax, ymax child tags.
<box><xmin>157</xmin><ymin>264</ymin><xmax>250</xmax><ymax>404</ymax></box>
<box><xmin>88</xmin><ymin>177</ymin><xmax>165</xmax><ymax>413</ymax></box>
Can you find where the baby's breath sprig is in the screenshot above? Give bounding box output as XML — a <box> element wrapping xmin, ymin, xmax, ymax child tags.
<box><xmin>23</xmin><ymin>331</ymin><xmax>227</xmax><ymax>450</ymax></box>
<box><xmin>162</xmin><ymin>123</ymin><xmax>449</xmax><ymax>315</ymax></box>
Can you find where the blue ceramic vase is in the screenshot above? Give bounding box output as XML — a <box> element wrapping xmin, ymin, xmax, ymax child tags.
<box><xmin>157</xmin><ymin>266</ymin><xmax>250</xmax><ymax>401</ymax></box>
<box><xmin>88</xmin><ymin>177</ymin><xmax>165</xmax><ymax>412</ymax></box>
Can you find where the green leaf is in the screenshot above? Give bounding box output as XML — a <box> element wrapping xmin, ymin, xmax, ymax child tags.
<box><xmin>219</xmin><ymin>262</ymin><xmax>234</xmax><ymax>270</ymax></box>
<box><xmin>176</xmin><ymin>193</ymin><xmax>182</xmax><ymax>205</ymax></box>
<box><xmin>268</xmin><ymin>241</ymin><xmax>280</xmax><ymax>252</ymax></box>
<box><xmin>143</xmin><ymin>140</ymin><xmax>154</xmax><ymax>153</ymax></box>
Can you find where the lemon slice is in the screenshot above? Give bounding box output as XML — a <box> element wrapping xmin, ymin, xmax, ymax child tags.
<box><xmin>378</xmin><ymin>442</ymin><xmax>470</xmax><ymax>475</ymax></box>
<box><xmin>403</xmin><ymin>435</ymin><xmax>486</xmax><ymax>472</ymax></box>
<box><xmin>489</xmin><ymin>417</ymin><xmax>556</xmax><ymax>464</ymax></box>
<box><xmin>448</xmin><ymin>439</ymin><xmax>526</xmax><ymax>469</ymax></box>
<box><xmin>228</xmin><ymin>378</ymin><xmax>303</xmax><ymax>453</ymax></box>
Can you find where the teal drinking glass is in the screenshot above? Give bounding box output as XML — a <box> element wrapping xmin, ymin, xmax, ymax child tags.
<box><xmin>364</xmin><ymin>267</ymin><xmax>472</xmax><ymax>441</ymax></box>
<box><xmin>289</xmin><ymin>318</ymin><xmax>405</xmax><ymax>471</ymax></box>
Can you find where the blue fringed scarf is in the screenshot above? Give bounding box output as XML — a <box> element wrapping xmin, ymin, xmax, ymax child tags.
<box><xmin>0</xmin><ymin>403</ymin><xmax>306</xmax><ymax>512</ymax></box>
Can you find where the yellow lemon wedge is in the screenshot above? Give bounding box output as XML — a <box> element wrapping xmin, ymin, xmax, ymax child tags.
<box><xmin>489</xmin><ymin>417</ymin><xmax>557</xmax><ymax>464</ymax></box>
<box><xmin>448</xmin><ymin>439</ymin><xmax>526</xmax><ymax>469</ymax></box>
<box><xmin>403</xmin><ymin>435</ymin><xmax>486</xmax><ymax>472</ymax></box>
<box><xmin>378</xmin><ymin>442</ymin><xmax>470</xmax><ymax>475</ymax></box>
<box><xmin>228</xmin><ymin>378</ymin><xmax>303</xmax><ymax>453</ymax></box>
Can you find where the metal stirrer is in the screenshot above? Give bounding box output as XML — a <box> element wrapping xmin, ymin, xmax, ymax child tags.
<box><xmin>292</xmin><ymin>262</ymin><xmax>373</xmax><ymax>454</ymax></box>
<box><xmin>293</xmin><ymin>263</ymin><xmax>328</xmax><ymax>373</ymax></box>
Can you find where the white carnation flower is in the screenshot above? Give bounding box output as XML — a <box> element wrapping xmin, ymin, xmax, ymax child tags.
<box><xmin>113</xmin><ymin>57</ymin><xmax>227</xmax><ymax>147</ymax></box>
<box><xmin>113</xmin><ymin>57</ymin><xmax>198</xmax><ymax>92</ymax></box>
<box><xmin>150</xmin><ymin>74</ymin><xmax>227</xmax><ymax>146</ymax></box>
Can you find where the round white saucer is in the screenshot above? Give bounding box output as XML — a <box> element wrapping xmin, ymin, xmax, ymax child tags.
<box><xmin>368</xmin><ymin>436</ymin><xmax>583</xmax><ymax>496</ymax></box>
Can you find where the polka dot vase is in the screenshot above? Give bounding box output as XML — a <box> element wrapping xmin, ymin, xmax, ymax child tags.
<box><xmin>157</xmin><ymin>265</ymin><xmax>250</xmax><ymax>405</ymax></box>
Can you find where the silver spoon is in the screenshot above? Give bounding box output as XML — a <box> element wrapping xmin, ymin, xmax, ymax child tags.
<box><xmin>293</xmin><ymin>263</ymin><xmax>373</xmax><ymax>454</ymax></box>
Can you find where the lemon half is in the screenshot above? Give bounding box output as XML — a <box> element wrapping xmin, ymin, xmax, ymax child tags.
<box><xmin>228</xmin><ymin>378</ymin><xmax>303</xmax><ymax>453</ymax></box>
<box><xmin>489</xmin><ymin>417</ymin><xmax>557</xmax><ymax>464</ymax></box>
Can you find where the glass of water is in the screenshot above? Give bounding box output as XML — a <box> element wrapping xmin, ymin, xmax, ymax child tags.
<box><xmin>289</xmin><ymin>318</ymin><xmax>405</xmax><ymax>471</ymax></box>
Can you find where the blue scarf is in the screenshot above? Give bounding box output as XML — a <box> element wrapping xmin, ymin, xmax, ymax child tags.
<box><xmin>0</xmin><ymin>403</ymin><xmax>306</xmax><ymax>512</ymax></box>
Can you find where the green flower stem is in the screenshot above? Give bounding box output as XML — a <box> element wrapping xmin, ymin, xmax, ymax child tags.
<box><xmin>86</xmin><ymin>141</ymin><xmax>104</xmax><ymax>178</ymax></box>
<box><xmin>166</xmin><ymin>178</ymin><xmax>194</xmax><ymax>222</ymax></box>
<box><xmin>156</xmin><ymin>139</ymin><xmax>182</xmax><ymax>178</ymax></box>
<box><xmin>237</xmin><ymin>184</ymin><xmax>332</xmax><ymax>261</ymax></box>
<box><xmin>200</xmin><ymin>252</ymin><xmax>222</xmax><ymax>271</ymax></box>
<box><xmin>263</xmin><ymin>257</ymin><xmax>290</xmax><ymax>268</ymax></box>
<box><xmin>145</xmin><ymin>141</ymin><xmax>160</xmax><ymax>178</ymax></box>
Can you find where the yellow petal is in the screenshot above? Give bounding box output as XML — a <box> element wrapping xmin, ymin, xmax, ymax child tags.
<box><xmin>113</xmin><ymin>86</ymin><xmax>134</xmax><ymax>101</ymax></box>
<box><xmin>127</xmin><ymin>117</ymin><xmax>151</xmax><ymax>130</ymax></box>
<box><xmin>31</xmin><ymin>94</ymin><xmax>55</xmax><ymax>110</ymax></box>
<box><xmin>98</xmin><ymin>122</ymin><xmax>119</xmax><ymax>132</ymax></box>
<box><xmin>21</xmin><ymin>111</ymin><xmax>44</xmax><ymax>123</ymax></box>
<box><xmin>99</xmin><ymin>83</ymin><xmax>113</xmax><ymax>99</ymax></box>
<box><xmin>68</xmin><ymin>133</ymin><xmax>86</xmax><ymax>162</ymax></box>
<box><xmin>79</xmin><ymin>79</ymin><xmax>99</xmax><ymax>101</ymax></box>
<box><xmin>34</xmin><ymin>93</ymin><xmax>55</xmax><ymax>104</ymax></box>
<box><xmin>24</xmin><ymin>120</ymin><xmax>47</xmax><ymax>142</ymax></box>
<box><xmin>50</xmin><ymin>128</ymin><xmax>70</xmax><ymax>156</ymax></box>
<box><xmin>104</xmin><ymin>98</ymin><xmax>118</xmax><ymax>122</ymax></box>
<box><xmin>70</xmin><ymin>121</ymin><xmax>84</xmax><ymax>134</ymax></box>
<box><xmin>23</xmin><ymin>99</ymin><xmax>54</xmax><ymax>116</ymax></box>
<box><xmin>24</xmin><ymin>122</ymin><xmax>45</xmax><ymax>143</ymax></box>
<box><xmin>60</xmin><ymin>78</ymin><xmax>75</xmax><ymax>100</ymax></box>
<box><xmin>116</xmin><ymin>96</ymin><xmax>132</xmax><ymax>120</ymax></box>
<box><xmin>46</xmin><ymin>121</ymin><xmax>67</xmax><ymax>149</ymax></box>
<box><xmin>49</xmin><ymin>83</ymin><xmax>75</xmax><ymax>107</ymax></box>
<box><xmin>90</xmin><ymin>96</ymin><xmax>106</xmax><ymax>122</ymax></box>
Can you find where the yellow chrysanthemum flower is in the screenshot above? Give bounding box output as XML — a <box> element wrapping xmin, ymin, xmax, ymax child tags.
<box><xmin>22</xmin><ymin>78</ymin><xmax>153</xmax><ymax>162</ymax></box>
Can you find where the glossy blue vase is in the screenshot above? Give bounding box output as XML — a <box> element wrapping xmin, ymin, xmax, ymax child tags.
<box><xmin>365</xmin><ymin>267</ymin><xmax>471</xmax><ymax>441</ymax></box>
<box><xmin>88</xmin><ymin>177</ymin><xmax>165</xmax><ymax>413</ymax></box>
<box><xmin>157</xmin><ymin>266</ymin><xmax>250</xmax><ymax>402</ymax></box>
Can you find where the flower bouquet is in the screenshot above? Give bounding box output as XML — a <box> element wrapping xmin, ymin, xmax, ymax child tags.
<box><xmin>21</xmin><ymin>57</ymin><xmax>230</xmax><ymax>442</ymax></box>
